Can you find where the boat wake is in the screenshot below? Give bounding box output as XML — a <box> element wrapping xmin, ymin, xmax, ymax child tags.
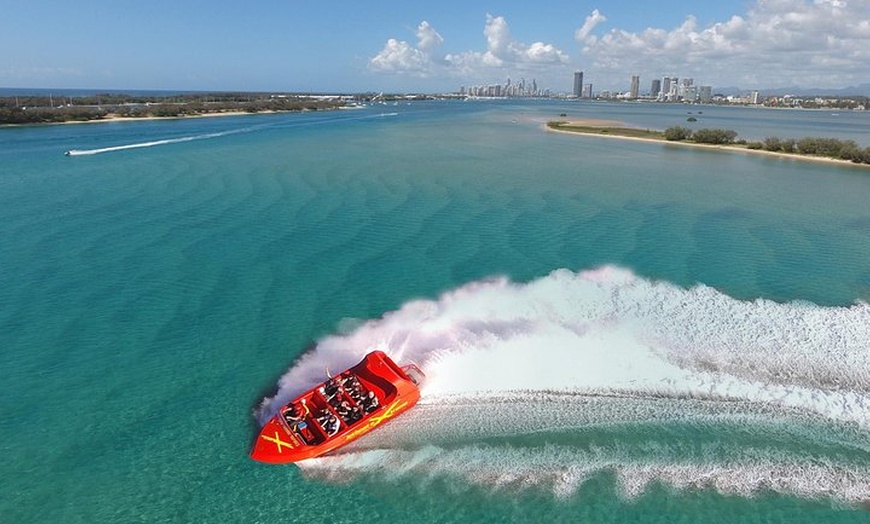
<box><xmin>63</xmin><ymin>126</ymin><xmax>257</xmax><ymax>156</ymax></box>
<box><xmin>256</xmin><ymin>266</ymin><xmax>870</xmax><ymax>504</ymax></box>
<box><xmin>64</xmin><ymin>111</ymin><xmax>400</xmax><ymax>156</ymax></box>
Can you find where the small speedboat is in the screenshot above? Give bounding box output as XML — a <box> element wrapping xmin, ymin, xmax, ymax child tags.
<box><xmin>250</xmin><ymin>351</ymin><xmax>424</xmax><ymax>464</ymax></box>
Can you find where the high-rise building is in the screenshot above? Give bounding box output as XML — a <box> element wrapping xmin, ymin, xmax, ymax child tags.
<box><xmin>573</xmin><ymin>71</ymin><xmax>584</xmax><ymax>97</ymax></box>
<box><xmin>684</xmin><ymin>86</ymin><xmax>698</xmax><ymax>102</ymax></box>
<box><xmin>699</xmin><ymin>86</ymin><xmax>712</xmax><ymax>104</ymax></box>
<box><xmin>582</xmin><ymin>83</ymin><xmax>593</xmax><ymax>98</ymax></box>
<box><xmin>661</xmin><ymin>77</ymin><xmax>672</xmax><ymax>100</ymax></box>
<box><xmin>679</xmin><ymin>78</ymin><xmax>694</xmax><ymax>99</ymax></box>
<box><xmin>666</xmin><ymin>77</ymin><xmax>679</xmax><ymax>100</ymax></box>
<box><xmin>650</xmin><ymin>79</ymin><xmax>661</xmax><ymax>99</ymax></box>
<box><xmin>630</xmin><ymin>75</ymin><xmax>640</xmax><ymax>99</ymax></box>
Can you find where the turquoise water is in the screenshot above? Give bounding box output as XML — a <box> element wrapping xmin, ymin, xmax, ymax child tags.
<box><xmin>1</xmin><ymin>101</ymin><xmax>869</xmax><ymax>522</ymax></box>
<box><xmin>564</xmin><ymin>100</ymin><xmax>870</xmax><ymax>146</ymax></box>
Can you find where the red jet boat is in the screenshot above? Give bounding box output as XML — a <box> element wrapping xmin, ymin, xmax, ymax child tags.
<box><xmin>250</xmin><ymin>350</ymin><xmax>424</xmax><ymax>464</ymax></box>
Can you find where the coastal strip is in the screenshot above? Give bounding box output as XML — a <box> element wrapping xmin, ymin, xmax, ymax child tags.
<box><xmin>0</xmin><ymin>93</ymin><xmax>350</xmax><ymax>126</ymax></box>
<box><xmin>57</xmin><ymin>110</ymin><xmax>275</xmax><ymax>125</ymax></box>
<box><xmin>546</xmin><ymin>120</ymin><xmax>870</xmax><ymax>169</ymax></box>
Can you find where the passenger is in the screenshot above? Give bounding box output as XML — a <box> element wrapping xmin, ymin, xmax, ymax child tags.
<box><xmin>320</xmin><ymin>413</ymin><xmax>340</xmax><ymax>436</ymax></box>
<box><xmin>283</xmin><ymin>400</ymin><xmax>310</xmax><ymax>429</ymax></box>
<box><xmin>348</xmin><ymin>405</ymin><xmax>363</xmax><ymax>423</ymax></box>
<box><xmin>363</xmin><ymin>391</ymin><xmax>379</xmax><ymax>413</ymax></box>
<box><xmin>336</xmin><ymin>401</ymin><xmax>352</xmax><ymax>419</ymax></box>
<box><xmin>344</xmin><ymin>378</ymin><xmax>362</xmax><ymax>401</ymax></box>
<box><xmin>342</xmin><ymin>374</ymin><xmax>361</xmax><ymax>392</ymax></box>
<box><xmin>322</xmin><ymin>378</ymin><xmax>340</xmax><ymax>400</ymax></box>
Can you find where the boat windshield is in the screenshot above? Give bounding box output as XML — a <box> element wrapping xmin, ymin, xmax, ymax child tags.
<box><xmin>401</xmin><ymin>363</ymin><xmax>425</xmax><ymax>386</ymax></box>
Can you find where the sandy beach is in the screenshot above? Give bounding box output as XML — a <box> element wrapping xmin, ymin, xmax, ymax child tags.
<box><xmin>58</xmin><ymin>110</ymin><xmax>276</xmax><ymax>125</ymax></box>
<box><xmin>546</xmin><ymin>119</ymin><xmax>869</xmax><ymax>169</ymax></box>
<box><xmin>0</xmin><ymin>110</ymin><xmax>269</xmax><ymax>128</ymax></box>
<box><xmin>1</xmin><ymin>108</ymin><xmax>341</xmax><ymax>128</ymax></box>
<box><xmin>553</xmin><ymin>118</ymin><xmax>628</xmax><ymax>128</ymax></box>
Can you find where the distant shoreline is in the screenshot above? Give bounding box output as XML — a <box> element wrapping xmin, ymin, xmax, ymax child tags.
<box><xmin>0</xmin><ymin>108</ymin><xmax>350</xmax><ymax>128</ymax></box>
<box><xmin>0</xmin><ymin>93</ymin><xmax>349</xmax><ymax>126</ymax></box>
<box><xmin>545</xmin><ymin>119</ymin><xmax>870</xmax><ymax>169</ymax></box>
<box><xmin>59</xmin><ymin>108</ymin><xmax>361</xmax><ymax>126</ymax></box>
<box><xmin>59</xmin><ymin>110</ymin><xmax>267</xmax><ymax>125</ymax></box>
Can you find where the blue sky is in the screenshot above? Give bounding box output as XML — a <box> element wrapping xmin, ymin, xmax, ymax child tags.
<box><xmin>2</xmin><ymin>1</ymin><xmax>868</xmax><ymax>93</ymax></box>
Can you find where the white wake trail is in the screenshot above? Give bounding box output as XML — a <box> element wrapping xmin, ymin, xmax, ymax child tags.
<box><xmin>256</xmin><ymin>266</ymin><xmax>870</xmax><ymax>503</ymax></box>
<box><xmin>65</xmin><ymin>111</ymin><xmax>399</xmax><ymax>156</ymax></box>
<box><xmin>64</xmin><ymin>126</ymin><xmax>257</xmax><ymax>156</ymax></box>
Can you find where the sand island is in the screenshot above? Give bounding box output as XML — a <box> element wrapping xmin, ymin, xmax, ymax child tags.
<box><xmin>547</xmin><ymin>118</ymin><xmax>870</xmax><ymax>168</ymax></box>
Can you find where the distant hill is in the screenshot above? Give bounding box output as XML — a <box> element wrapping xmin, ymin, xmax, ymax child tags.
<box><xmin>760</xmin><ymin>84</ymin><xmax>870</xmax><ymax>97</ymax></box>
<box><xmin>717</xmin><ymin>84</ymin><xmax>870</xmax><ymax>97</ymax></box>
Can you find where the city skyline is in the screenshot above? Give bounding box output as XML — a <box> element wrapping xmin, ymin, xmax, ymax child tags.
<box><xmin>2</xmin><ymin>1</ymin><xmax>868</xmax><ymax>93</ymax></box>
<box><xmin>460</xmin><ymin>72</ymin><xmax>720</xmax><ymax>102</ymax></box>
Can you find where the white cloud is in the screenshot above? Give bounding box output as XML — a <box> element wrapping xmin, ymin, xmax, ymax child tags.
<box><xmin>524</xmin><ymin>42</ymin><xmax>568</xmax><ymax>63</ymax></box>
<box><xmin>575</xmin><ymin>9</ymin><xmax>607</xmax><ymax>43</ymax></box>
<box><xmin>575</xmin><ymin>1</ymin><xmax>870</xmax><ymax>89</ymax></box>
<box><xmin>370</xmin><ymin>2</ymin><xmax>869</xmax><ymax>91</ymax></box>
<box><xmin>369</xmin><ymin>21</ymin><xmax>443</xmax><ymax>76</ymax></box>
<box><xmin>371</xmin><ymin>15</ymin><xmax>568</xmax><ymax>82</ymax></box>
<box><xmin>483</xmin><ymin>14</ymin><xmax>511</xmax><ymax>63</ymax></box>
<box><xmin>369</xmin><ymin>38</ymin><xmax>430</xmax><ymax>74</ymax></box>
<box><xmin>473</xmin><ymin>14</ymin><xmax>570</xmax><ymax>66</ymax></box>
<box><xmin>416</xmin><ymin>21</ymin><xmax>443</xmax><ymax>55</ymax></box>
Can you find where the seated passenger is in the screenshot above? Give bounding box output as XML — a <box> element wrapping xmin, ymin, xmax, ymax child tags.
<box><xmin>362</xmin><ymin>391</ymin><xmax>379</xmax><ymax>413</ymax></box>
<box><xmin>319</xmin><ymin>413</ymin><xmax>340</xmax><ymax>436</ymax></box>
<box><xmin>282</xmin><ymin>401</ymin><xmax>308</xmax><ymax>425</ymax></box>
<box><xmin>344</xmin><ymin>378</ymin><xmax>363</xmax><ymax>402</ymax></box>
<box><xmin>322</xmin><ymin>378</ymin><xmax>340</xmax><ymax>401</ymax></box>
<box><xmin>341</xmin><ymin>375</ymin><xmax>361</xmax><ymax>392</ymax></box>
<box><xmin>283</xmin><ymin>401</ymin><xmax>312</xmax><ymax>442</ymax></box>
<box><xmin>348</xmin><ymin>405</ymin><xmax>363</xmax><ymax>423</ymax></box>
<box><xmin>336</xmin><ymin>401</ymin><xmax>352</xmax><ymax>419</ymax></box>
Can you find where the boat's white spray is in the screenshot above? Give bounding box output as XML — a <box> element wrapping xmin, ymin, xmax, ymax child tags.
<box><xmin>64</xmin><ymin>111</ymin><xmax>399</xmax><ymax>156</ymax></box>
<box><xmin>256</xmin><ymin>266</ymin><xmax>870</xmax><ymax>503</ymax></box>
<box><xmin>64</xmin><ymin>129</ymin><xmax>248</xmax><ymax>156</ymax></box>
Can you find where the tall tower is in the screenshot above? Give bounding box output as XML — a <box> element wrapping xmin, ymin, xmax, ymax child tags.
<box><xmin>679</xmin><ymin>78</ymin><xmax>694</xmax><ymax>99</ymax></box>
<box><xmin>661</xmin><ymin>76</ymin><xmax>672</xmax><ymax>98</ymax></box>
<box><xmin>573</xmin><ymin>71</ymin><xmax>584</xmax><ymax>97</ymax></box>
<box><xmin>650</xmin><ymin>79</ymin><xmax>661</xmax><ymax>99</ymax></box>
<box><xmin>630</xmin><ymin>75</ymin><xmax>640</xmax><ymax>99</ymax></box>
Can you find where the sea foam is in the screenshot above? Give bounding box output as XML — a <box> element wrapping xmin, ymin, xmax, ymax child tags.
<box><xmin>64</xmin><ymin>125</ymin><xmax>262</xmax><ymax>156</ymax></box>
<box><xmin>256</xmin><ymin>266</ymin><xmax>870</xmax><ymax>503</ymax></box>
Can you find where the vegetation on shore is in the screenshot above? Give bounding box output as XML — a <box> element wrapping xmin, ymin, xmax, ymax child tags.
<box><xmin>547</xmin><ymin>121</ymin><xmax>870</xmax><ymax>165</ymax></box>
<box><xmin>0</xmin><ymin>93</ymin><xmax>347</xmax><ymax>125</ymax></box>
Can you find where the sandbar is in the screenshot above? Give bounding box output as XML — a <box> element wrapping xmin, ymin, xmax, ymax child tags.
<box><xmin>545</xmin><ymin>120</ymin><xmax>870</xmax><ymax>169</ymax></box>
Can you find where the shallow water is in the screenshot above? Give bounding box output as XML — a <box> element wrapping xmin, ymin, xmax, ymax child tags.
<box><xmin>1</xmin><ymin>100</ymin><xmax>868</xmax><ymax>522</ymax></box>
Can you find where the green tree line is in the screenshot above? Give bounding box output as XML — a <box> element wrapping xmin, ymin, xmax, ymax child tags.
<box><xmin>0</xmin><ymin>94</ymin><xmax>345</xmax><ymax>124</ymax></box>
<box><xmin>664</xmin><ymin>126</ymin><xmax>870</xmax><ymax>164</ymax></box>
